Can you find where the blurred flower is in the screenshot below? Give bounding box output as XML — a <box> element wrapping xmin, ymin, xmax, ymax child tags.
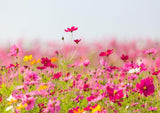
<box><xmin>38</xmin><ymin>84</ymin><xmax>48</xmax><ymax>91</ymax></box>
<box><xmin>148</xmin><ymin>106</ymin><xmax>157</xmax><ymax>111</ymax></box>
<box><xmin>8</xmin><ymin>44</ymin><xmax>22</xmax><ymax>57</ymax></box>
<box><xmin>16</xmin><ymin>103</ymin><xmax>27</xmax><ymax>110</ymax></box>
<box><xmin>83</xmin><ymin>59</ymin><xmax>90</xmax><ymax>67</ymax></box>
<box><xmin>121</xmin><ymin>54</ymin><xmax>129</xmax><ymax>62</ymax></box>
<box><xmin>90</xmin><ymin>104</ymin><xmax>101</xmax><ymax>113</ymax></box>
<box><xmin>128</xmin><ymin>68</ymin><xmax>140</xmax><ymax>74</ymax></box>
<box><xmin>51</xmin><ymin>57</ymin><xmax>58</xmax><ymax>62</ymax></box>
<box><xmin>7</xmin><ymin>95</ymin><xmax>17</xmax><ymax>105</ymax></box>
<box><xmin>23</xmin><ymin>55</ymin><xmax>33</xmax><ymax>62</ymax></box>
<box><xmin>99</xmin><ymin>49</ymin><xmax>113</xmax><ymax>57</ymax></box>
<box><xmin>22</xmin><ymin>96</ymin><xmax>36</xmax><ymax>110</ymax></box>
<box><xmin>143</xmin><ymin>48</ymin><xmax>157</xmax><ymax>55</ymax></box>
<box><xmin>52</xmin><ymin>72</ymin><xmax>62</xmax><ymax>80</ymax></box>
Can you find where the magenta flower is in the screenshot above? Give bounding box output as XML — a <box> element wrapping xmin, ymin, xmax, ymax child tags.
<box><xmin>107</xmin><ymin>86</ymin><xmax>124</xmax><ymax>102</ymax></box>
<box><xmin>74</xmin><ymin>39</ymin><xmax>81</xmax><ymax>44</ymax></box>
<box><xmin>8</xmin><ymin>44</ymin><xmax>22</xmax><ymax>57</ymax></box>
<box><xmin>41</xmin><ymin>57</ymin><xmax>51</xmax><ymax>67</ymax></box>
<box><xmin>121</xmin><ymin>54</ymin><xmax>129</xmax><ymax>62</ymax></box>
<box><xmin>52</xmin><ymin>72</ymin><xmax>62</xmax><ymax>80</ymax></box>
<box><xmin>136</xmin><ymin>77</ymin><xmax>155</xmax><ymax>97</ymax></box>
<box><xmin>64</xmin><ymin>26</ymin><xmax>78</xmax><ymax>32</ymax></box>
<box><xmin>99</xmin><ymin>49</ymin><xmax>113</xmax><ymax>57</ymax></box>
<box><xmin>22</xmin><ymin>96</ymin><xmax>36</xmax><ymax>110</ymax></box>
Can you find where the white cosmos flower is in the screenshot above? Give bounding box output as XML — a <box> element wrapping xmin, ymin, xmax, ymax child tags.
<box><xmin>6</xmin><ymin>106</ymin><xmax>14</xmax><ymax>111</ymax></box>
<box><xmin>7</xmin><ymin>95</ymin><xmax>16</xmax><ymax>101</ymax></box>
<box><xmin>128</xmin><ymin>68</ymin><xmax>140</xmax><ymax>73</ymax></box>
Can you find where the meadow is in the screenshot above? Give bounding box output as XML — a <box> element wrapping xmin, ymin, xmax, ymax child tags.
<box><xmin>0</xmin><ymin>26</ymin><xmax>160</xmax><ymax>113</ymax></box>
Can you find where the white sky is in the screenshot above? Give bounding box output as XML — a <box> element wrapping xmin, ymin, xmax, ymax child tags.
<box><xmin>0</xmin><ymin>0</ymin><xmax>160</xmax><ymax>43</ymax></box>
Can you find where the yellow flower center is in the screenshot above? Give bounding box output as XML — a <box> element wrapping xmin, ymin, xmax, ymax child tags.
<box><xmin>143</xmin><ymin>86</ymin><xmax>147</xmax><ymax>90</ymax></box>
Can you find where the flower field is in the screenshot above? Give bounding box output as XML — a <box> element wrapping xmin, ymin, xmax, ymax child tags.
<box><xmin>0</xmin><ymin>27</ymin><xmax>160</xmax><ymax>113</ymax></box>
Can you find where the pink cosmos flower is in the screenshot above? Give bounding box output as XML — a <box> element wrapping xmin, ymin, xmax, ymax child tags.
<box><xmin>83</xmin><ymin>59</ymin><xmax>90</xmax><ymax>67</ymax></box>
<box><xmin>44</xmin><ymin>100</ymin><xmax>60</xmax><ymax>113</ymax></box>
<box><xmin>64</xmin><ymin>26</ymin><xmax>78</xmax><ymax>32</ymax></box>
<box><xmin>148</xmin><ymin>106</ymin><xmax>157</xmax><ymax>111</ymax></box>
<box><xmin>74</xmin><ymin>39</ymin><xmax>81</xmax><ymax>44</ymax></box>
<box><xmin>24</xmin><ymin>71</ymin><xmax>40</xmax><ymax>83</ymax></box>
<box><xmin>8</xmin><ymin>44</ymin><xmax>22</xmax><ymax>57</ymax></box>
<box><xmin>143</xmin><ymin>48</ymin><xmax>157</xmax><ymax>55</ymax></box>
<box><xmin>99</xmin><ymin>49</ymin><xmax>113</xmax><ymax>57</ymax></box>
<box><xmin>136</xmin><ymin>77</ymin><xmax>155</xmax><ymax>97</ymax></box>
<box><xmin>22</xmin><ymin>96</ymin><xmax>36</xmax><ymax>110</ymax></box>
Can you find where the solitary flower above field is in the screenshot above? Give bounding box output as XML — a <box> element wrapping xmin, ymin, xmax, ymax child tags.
<box><xmin>64</xmin><ymin>26</ymin><xmax>78</xmax><ymax>32</ymax></box>
<box><xmin>99</xmin><ymin>49</ymin><xmax>113</xmax><ymax>57</ymax></box>
<box><xmin>136</xmin><ymin>77</ymin><xmax>155</xmax><ymax>97</ymax></box>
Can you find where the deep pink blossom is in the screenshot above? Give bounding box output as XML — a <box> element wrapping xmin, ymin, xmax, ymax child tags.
<box><xmin>136</xmin><ymin>77</ymin><xmax>155</xmax><ymax>97</ymax></box>
<box><xmin>99</xmin><ymin>49</ymin><xmax>113</xmax><ymax>57</ymax></box>
<box><xmin>74</xmin><ymin>39</ymin><xmax>81</xmax><ymax>44</ymax></box>
<box><xmin>64</xmin><ymin>26</ymin><xmax>78</xmax><ymax>32</ymax></box>
<box><xmin>121</xmin><ymin>54</ymin><xmax>129</xmax><ymax>62</ymax></box>
<box><xmin>107</xmin><ymin>86</ymin><xmax>124</xmax><ymax>102</ymax></box>
<box><xmin>52</xmin><ymin>72</ymin><xmax>62</xmax><ymax>80</ymax></box>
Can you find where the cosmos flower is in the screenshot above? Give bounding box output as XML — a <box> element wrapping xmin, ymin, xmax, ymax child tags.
<box><xmin>22</xmin><ymin>96</ymin><xmax>36</xmax><ymax>110</ymax></box>
<box><xmin>107</xmin><ymin>86</ymin><xmax>124</xmax><ymax>102</ymax></box>
<box><xmin>8</xmin><ymin>44</ymin><xmax>22</xmax><ymax>57</ymax></box>
<box><xmin>64</xmin><ymin>26</ymin><xmax>78</xmax><ymax>32</ymax></box>
<box><xmin>143</xmin><ymin>48</ymin><xmax>157</xmax><ymax>55</ymax></box>
<box><xmin>24</xmin><ymin>71</ymin><xmax>40</xmax><ymax>82</ymax></box>
<box><xmin>52</xmin><ymin>72</ymin><xmax>62</xmax><ymax>80</ymax></box>
<box><xmin>128</xmin><ymin>68</ymin><xmax>140</xmax><ymax>74</ymax></box>
<box><xmin>121</xmin><ymin>54</ymin><xmax>129</xmax><ymax>62</ymax></box>
<box><xmin>74</xmin><ymin>39</ymin><xmax>81</xmax><ymax>44</ymax></box>
<box><xmin>136</xmin><ymin>77</ymin><xmax>155</xmax><ymax>97</ymax></box>
<box><xmin>148</xmin><ymin>106</ymin><xmax>157</xmax><ymax>111</ymax></box>
<box><xmin>99</xmin><ymin>49</ymin><xmax>113</xmax><ymax>57</ymax></box>
<box><xmin>44</xmin><ymin>100</ymin><xmax>60</xmax><ymax>113</ymax></box>
<box><xmin>23</xmin><ymin>55</ymin><xmax>33</xmax><ymax>62</ymax></box>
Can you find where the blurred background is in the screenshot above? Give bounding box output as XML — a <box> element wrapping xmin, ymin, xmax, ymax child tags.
<box><xmin>0</xmin><ymin>0</ymin><xmax>160</xmax><ymax>44</ymax></box>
